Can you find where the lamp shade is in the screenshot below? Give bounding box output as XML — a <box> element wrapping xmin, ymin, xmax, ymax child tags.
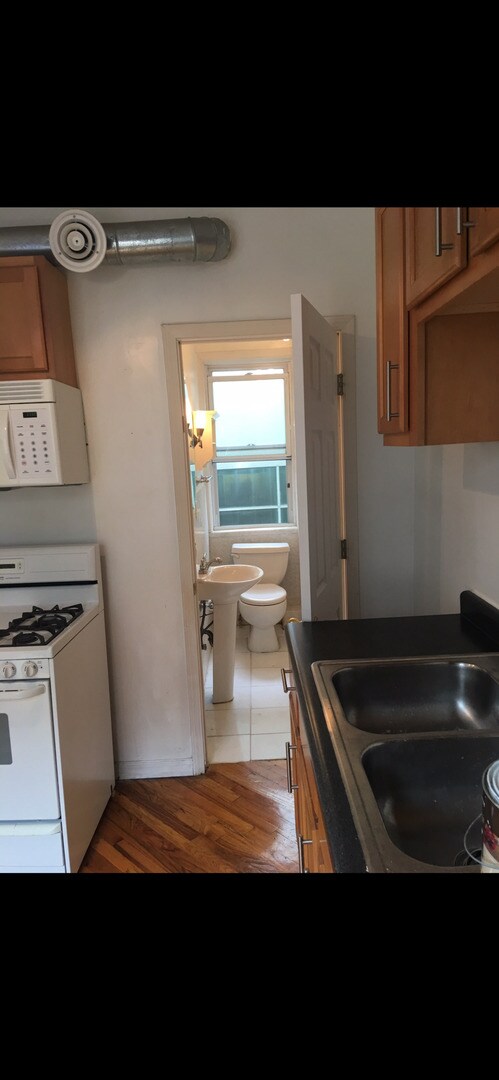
<box><xmin>193</xmin><ymin>410</ymin><xmax>207</xmax><ymax>432</ymax></box>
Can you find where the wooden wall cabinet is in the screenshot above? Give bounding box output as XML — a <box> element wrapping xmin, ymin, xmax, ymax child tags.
<box><xmin>376</xmin><ymin>207</ymin><xmax>499</xmax><ymax>447</ymax></box>
<box><xmin>0</xmin><ymin>256</ymin><xmax>78</xmax><ymax>385</ymax></box>
<box><xmin>376</xmin><ymin>208</ymin><xmax>408</xmax><ymax>435</ymax></box>
<box><xmin>285</xmin><ymin>674</ymin><xmax>334</xmax><ymax>874</ymax></box>
<box><xmin>467</xmin><ymin>207</ymin><xmax>499</xmax><ymax>257</ymax></box>
<box><xmin>405</xmin><ymin>207</ymin><xmax>466</xmax><ymax>308</ymax></box>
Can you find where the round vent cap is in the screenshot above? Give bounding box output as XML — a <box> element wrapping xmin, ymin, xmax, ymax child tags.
<box><xmin>49</xmin><ymin>209</ymin><xmax>107</xmax><ymax>272</ymax></box>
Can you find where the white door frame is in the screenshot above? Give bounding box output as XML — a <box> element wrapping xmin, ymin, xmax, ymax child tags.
<box><xmin>162</xmin><ymin>314</ymin><xmax>358</xmax><ymax>775</ymax></box>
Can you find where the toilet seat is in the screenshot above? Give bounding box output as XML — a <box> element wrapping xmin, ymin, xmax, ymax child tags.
<box><xmin>239</xmin><ymin>583</ymin><xmax>286</xmax><ymax>606</ymax></box>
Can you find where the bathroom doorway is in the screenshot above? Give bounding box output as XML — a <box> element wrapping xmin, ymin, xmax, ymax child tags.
<box><xmin>162</xmin><ymin>304</ymin><xmax>359</xmax><ymax>772</ymax></box>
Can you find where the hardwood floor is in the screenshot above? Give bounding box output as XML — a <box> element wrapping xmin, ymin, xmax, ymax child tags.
<box><xmin>80</xmin><ymin>759</ymin><xmax>299</xmax><ymax>874</ymax></box>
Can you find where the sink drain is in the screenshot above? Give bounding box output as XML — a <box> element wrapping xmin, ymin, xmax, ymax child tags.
<box><xmin>454</xmin><ymin>847</ymin><xmax>482</xmax><ymax>867</ymax></box>
<box><xmin>456</xmin><ymin>812</ymin><xmax>484</xmax><ymax>867</ymax></box>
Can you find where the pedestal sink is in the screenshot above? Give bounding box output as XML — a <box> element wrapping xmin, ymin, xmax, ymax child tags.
<box><xmin>197</xmin><ymin>564</ymin><xmax>263</xmax><ymax>703</ymax></box>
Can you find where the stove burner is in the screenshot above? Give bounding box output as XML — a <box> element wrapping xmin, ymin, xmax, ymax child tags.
<box><xmin>0</xmin><ymin>615</ymin><xmax>25</xmax><ymax>637</ymax></box>
<box><xmin>0</xmin><ymin>603</ymin><xmax>84</xmax><ymax>647</ymax></box>
<box><xmin>13</xmin><ymin>631</ymin><xmax>47</xmax><ymax>646</ymax></box>
<box><xmin>35</xmin><ymin>613</ymin><xmax>70</xmax><ymax>631</ymax></box>
<box><xmin>31</xmin><ymin>604</ymin><xmax>84</xmax><ymax>620</ymax></box>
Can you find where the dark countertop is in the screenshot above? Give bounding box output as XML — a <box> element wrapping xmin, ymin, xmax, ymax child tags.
<box><xmin>284</xmin><ymin>593</ymin><xmax>499</xmax><ymax>874</ymax></box>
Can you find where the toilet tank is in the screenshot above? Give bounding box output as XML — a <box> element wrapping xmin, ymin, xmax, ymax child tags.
<box><xmin>231</xmin><ymin>542</ymin><xmax>290</xmax><ymax>584</ymax></box>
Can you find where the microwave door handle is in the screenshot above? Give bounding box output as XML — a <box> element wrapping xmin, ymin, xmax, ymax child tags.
<box><xmin>0</xmin><ymin>685</ymin><xmax>46</xmax><ymax>702</ymax></box>
<box><xmin>0</xmin><ymin>410</ymin><xmax>16</xmax><ymax>480</ymax></box>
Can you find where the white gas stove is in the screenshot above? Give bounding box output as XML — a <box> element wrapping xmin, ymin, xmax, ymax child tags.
<box><xmin>0</xmin><ymin>544</ymin><xmax>115</xmax><ymax>873</ymax></box>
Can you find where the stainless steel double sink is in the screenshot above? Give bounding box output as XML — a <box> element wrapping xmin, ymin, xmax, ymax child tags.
<box><xmin>312</xmin><ymin>654</ymin><xmax>499</xmax><ymax>873</ymax></box>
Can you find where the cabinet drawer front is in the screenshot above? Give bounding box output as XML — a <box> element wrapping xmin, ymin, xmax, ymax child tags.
<box><xmin>0</xmin><ymin>827</ymin><xmax>64</xmax><ymax>869</ymax></box>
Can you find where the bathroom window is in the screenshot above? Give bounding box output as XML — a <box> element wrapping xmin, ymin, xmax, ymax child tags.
<box><xmin>207</xmin><ymin>362</ymin><xmax>294</xmax><ymax>528</ymax></box>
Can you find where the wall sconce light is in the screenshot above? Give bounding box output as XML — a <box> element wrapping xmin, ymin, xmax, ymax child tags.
<box><xmin>188</xmin><ymin>410</ymin><xmax>207</xmax><ymax>449</ymax></box>
<box><xmin>187</xmin><ymin>410</ymin><xmax>219</xmax><ymax>451</ymax></box>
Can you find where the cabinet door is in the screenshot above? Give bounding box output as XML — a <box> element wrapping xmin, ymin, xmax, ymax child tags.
<box><xmin>287</xmin><ymin>692</ymin><xmax>306</xmax><ymax>868</ymax></box>
<box><xmin>376</xmin><ymin>208</ymin><xmax>408</xmax><ymax>435</ymax></box>
<box><xmin>0</xmin><ymin>263</ymin><xmax>48</xmax><ymax>375</ymax></box>
<box><xmin>286</xmin><ymin>681</ymin><xmax>334</xmax><ymax>872</ymax></box>
<box><xmin>307</xmin><ymin>778</ymin><xmax>334</xmax><ymax>873</ymax></box>
<box><xmin>288</xmin><ymin>688</ymin><xmax>316</xmax><ymax>872</ymax></box>
<box><xmin>288</xmin><ymin>688</ymin><xmax>301</xmax><ymax>837</ymax></box>
<box><xmin>467</xmin><ymin>207</ymin><xmax>499</xmax><ymax>257</ymax></box>
<box><xmin>405</xmin><ymin>207</ymin><xmax>466</xmax><ymax>307</ymax></box>
<box><xmin>300</xmin><ymin>723</ymin><xmax>334</xmax><ymax>873</ymax></box>
<box><xmin>296</xmin><ymin>761</ymin><xmax>315</xmax><ymax>873</ymax></box>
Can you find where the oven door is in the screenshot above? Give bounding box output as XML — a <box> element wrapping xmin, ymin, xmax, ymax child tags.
<box><xmin>0</xmin><ymin>681</ymin><xmax>60</xmax><ymax>820</ymax></box>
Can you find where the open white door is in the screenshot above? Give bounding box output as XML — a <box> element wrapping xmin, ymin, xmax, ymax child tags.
<box><xmin>292</xmin><ymin>294</ymin><xmax>343</xmax><ymax>621</ymax></box>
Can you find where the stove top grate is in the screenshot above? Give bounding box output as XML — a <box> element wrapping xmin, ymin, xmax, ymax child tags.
<box><xmin>0</xmin><ymin>604</ymin><xmax>84</xmax><ymax>646</ymax></box>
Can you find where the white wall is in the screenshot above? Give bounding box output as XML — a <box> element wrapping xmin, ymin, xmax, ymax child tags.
<box><xmin>0</xmin><ymin>207</ymin><xmax>415</xmax><ymax>776</ymax></box>
<box><xmin>414</xmin><ymin>442</ymin><xmax>499</xmax><ymax>614</ymax></box>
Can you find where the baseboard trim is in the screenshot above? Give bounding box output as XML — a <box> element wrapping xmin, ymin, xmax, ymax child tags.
<box><xmin>117</xmin><ymin>757</ymin><xmax>195</xmax><ymax>780</ymax></box>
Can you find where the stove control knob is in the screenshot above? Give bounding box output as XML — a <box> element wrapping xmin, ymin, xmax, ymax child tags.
<box><xmin>2</xmin><ymin>663</ymin><xmax>17</xmax><ymax>679</ymax></box>
<box><xmin>23</xmin><ymin>662</ymin><xmax>39</xmax><ymax>678</ymax></box>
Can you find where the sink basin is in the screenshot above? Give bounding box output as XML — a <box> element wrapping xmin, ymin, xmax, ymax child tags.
<box><xmin>362</xmin><ymin>736</ymin><xmax>499</xmax><ymax>867</ymax></box>
<box><xmin>197</xmin><ymin>563</ymin><xmax>263</xmax><ymax>704</ymax></box>
<box><xmin>196</xmin><ymin>563</ymin><xmax>263</xmax><ymax>603</ymax></box>
<box><xmin>331</xmin><ymin>660</ymin><xmax>499</xmax><ymax>734</ymax></box>
<box><xmin>311</xmin><ymin>654</ymin><xmax>499</xmax><ymax>871</ymax></box>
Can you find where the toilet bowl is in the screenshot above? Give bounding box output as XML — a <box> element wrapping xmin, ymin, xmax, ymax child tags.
<box><xmin>231</xmin><ymin>542</ymin><xmax>290</xmax><ymax>653</ymax></box>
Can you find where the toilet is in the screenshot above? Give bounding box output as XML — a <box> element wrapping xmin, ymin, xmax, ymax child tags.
<box><xmin>231</xmin><ymin>542</ymin><xmax>290</xmax><ymax>653</ymax></box>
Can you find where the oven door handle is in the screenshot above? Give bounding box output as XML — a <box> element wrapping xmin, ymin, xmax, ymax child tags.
<box><xmin>0</xmin><ymin>684</ymin><xmax>46</xmax><ymax>702</ymax></box>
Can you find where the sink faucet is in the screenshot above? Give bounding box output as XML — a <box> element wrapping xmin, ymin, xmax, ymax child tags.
<box><xmin>198</xmin><ymin>554</ymin><xmax>222</xmax><ymax>575</ymax></box>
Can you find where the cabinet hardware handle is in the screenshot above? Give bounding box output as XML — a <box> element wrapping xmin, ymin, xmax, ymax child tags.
<box><xmin>435</xmin><ymin>207</ymin><xmax>454</xmax><ymax>256</ymax></box>
<box><xmin>386</xmin><ymin>361</ymin><xmax>399</xmax><ymax>422</ymax></box>
<box><xmin>0</xmin><ymin>411</ymin><xmax>15</xmax><ymax>480</ymax></box>
<box><xmin>298</xmin><ymin>834</ymin><xmax>313</xmax><ymax>873</ymax></box>
<box><xmin>285</xmin><ymin>741</ymin><xmax>298</xmax><ymax>793</ymax></box>
<box><xmin>281</xmin><ymin>668</ymin><xmax>295</xmax><ymax>694</ymax></box>
<box><xmin>456</xmin><ymin>206</ymin><xmax>475</xmax><ymax>234</ymax></box>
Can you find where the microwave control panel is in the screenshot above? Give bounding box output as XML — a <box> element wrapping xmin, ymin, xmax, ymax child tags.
<box><xmin>11</xmin><ymin>406</ymin><xmax>60</xmax><ymax>482</ymax></box>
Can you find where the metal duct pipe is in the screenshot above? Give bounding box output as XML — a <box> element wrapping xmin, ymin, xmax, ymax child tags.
<box><xmin>104</xmin><ymin>217</ymin><xmax>231</xmax><ymax>264</ymax></box>
<box><xmin>0</xmin><ymin>215</ymin><xmax>231</xmax><ymax>269</ymax></box>
<box><xmin>0</xmin><ymin>224</ymin><xmax>55</xmax><ymax>259</ymax></box>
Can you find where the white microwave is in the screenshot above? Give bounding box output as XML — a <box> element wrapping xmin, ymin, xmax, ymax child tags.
<box><xmin>0</xmin><ymin>380</ymin><xmax>89</xmax><ymax>489</ymax></box>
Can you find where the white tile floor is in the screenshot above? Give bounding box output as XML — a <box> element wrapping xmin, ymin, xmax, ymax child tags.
<box><xmin>204</xmin><ymin>622</ymin><xmax>291</xmax><ymax>763</ymax></box>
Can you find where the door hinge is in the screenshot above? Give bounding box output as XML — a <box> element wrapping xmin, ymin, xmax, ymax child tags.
<box><xmin>337</xmin><ymin>373</ymin><xmax>344</xmax><ymax>396</ymax></box>
<box><xmin>340</xmin><ymin>539</ymin><xmax>347</xmax><ymax>559</ymax></box>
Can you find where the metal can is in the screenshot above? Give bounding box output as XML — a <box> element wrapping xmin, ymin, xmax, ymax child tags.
<box><xmin>481</xmin><ymin>760</ymin><xmax>499</xmax><ymax>873</ymax></box>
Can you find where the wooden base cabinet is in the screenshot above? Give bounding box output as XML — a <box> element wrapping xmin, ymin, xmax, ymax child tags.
<box><xmin>283</xmin><ymin>671</ymin><xmax>334</xmax><ymax>874</ymax></box>
<box><xmin>0</xmin><ymin>256</ymin><xmax>78</xmax><ymax>385</ymax></box>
